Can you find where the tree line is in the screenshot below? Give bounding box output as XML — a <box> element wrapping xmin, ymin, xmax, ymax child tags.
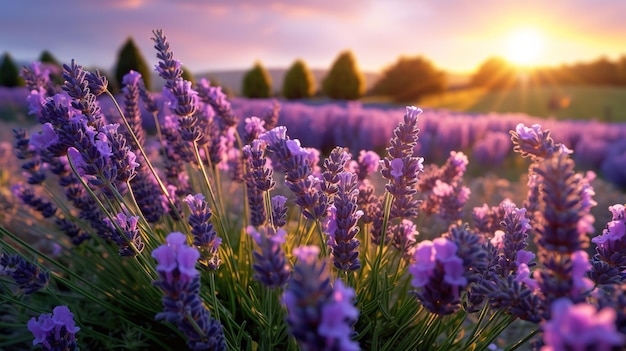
<box><xmin>470</xmin><ymin>56</ymin><xmax>626</xmax><ymax>90</ymax></box>
<box><xmin>2</xmin><ymin>37</ymin><xmax>625</xmax><ymax>102</ymax></box>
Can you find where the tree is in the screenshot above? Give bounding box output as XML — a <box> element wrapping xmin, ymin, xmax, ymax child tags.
<box><xmin>39</xmin><ymin>50</ymin><xmax>60</xmax><ymax>66</ymax></box>
<box><xmin>38</xmin><ymin>50</ymin><xmax>64</xmax><ymax>85</ymax></box>
<box><xmin>322</xmin><ymin>51</ymin><xmax>364</xmax><ymax>100</ymax></box>
<box><xmin>370</xmin><ymin>56</ymin><xmax>446</xmax><ymax>102</ymax></box>
<box><xmin>114</xmin><ymin>37</ymin><xmax>151</xmax><ymax>91</ymax></box>
<box><xmin>470</xmin><ymin>57</ymin><xmax>517</xmax><ymax>90</ymax></box>
<box><xmin>181</xmin><ymin>65</ymin><xmax>196</xmax><ymax>86</ymax></box>
<box><xmin>282</xmin><ymin>59</ymin><xmax>315</xmax><ymax>99</ymax></box>
<box><xmin>0</xmin><ymin>52</ymin><xmax>23</xmax><ymax>87</ymax></box>
<box><xmin>242</xmin><ymin>61</ymin><xmax>272</xmax><ymax>98</ymax></box>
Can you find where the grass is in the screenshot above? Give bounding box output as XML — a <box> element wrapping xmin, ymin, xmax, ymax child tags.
<box><xmin>417</xmin><ymin>85</ymin><xmax>626</xmax><ymax>121</ymax></box>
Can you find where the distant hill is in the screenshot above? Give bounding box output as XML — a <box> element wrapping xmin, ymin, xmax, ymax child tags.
<box><xmin>194</xmin><ymin>68</ymin><xmax>381</xmax><ymax>96</ymax></box>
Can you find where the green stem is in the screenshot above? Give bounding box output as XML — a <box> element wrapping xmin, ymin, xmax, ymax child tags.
<box><xmin>0</xmin><ymin>226</ymin><xmax>130</xmax><ymax>315</ymax></box>
<box><xmin>372</xmin><ymin>192</ymin><xmax>393</xmax><ymax>275</ymax></box>
<box><xmin>463</xmin><ymin>302</ymin><xmax>490</xmax><ymax>348</ymax></box>
<box><xmin>209</xmin><ymin>273</ymin><xmax>220</xmax><ymax>321</ymax></box>
<box><xmin>505</xmin><ymin>328</ymin><xmax>538</xmax><ymax>351</ymax></box>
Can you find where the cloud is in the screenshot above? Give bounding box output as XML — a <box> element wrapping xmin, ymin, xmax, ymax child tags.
<box><xmin>171</xmin><ymin>0</ymin><xmax>367</xmax><ymax>17</ymax></box>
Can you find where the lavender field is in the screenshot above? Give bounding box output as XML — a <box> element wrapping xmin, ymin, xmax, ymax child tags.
<box><xmin>1</xmin><ymin>30</ymin><xmax>626</xmax><ymax>351</ymax></box>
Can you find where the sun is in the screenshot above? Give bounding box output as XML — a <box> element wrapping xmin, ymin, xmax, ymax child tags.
<box><xmin>504</xmin><ymin>27</ymin><xmax>545</xmax><ymax>66</ymax></box>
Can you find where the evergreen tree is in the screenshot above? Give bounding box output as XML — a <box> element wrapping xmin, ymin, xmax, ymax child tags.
<box><xmin>0</xmin><ymin>52</ymin><xmax>23</xmax><ymax>87</ymax></box>
<box><xmin>242</xmin><ymin>61</ymin><xmax>272</xmax><ymax>98</ymax></box>
<box><xmin>322</xmin><ymin>50</ymin><xmax>364</xmax><ymax>100</ymax></box>
<box><xmin>370</xmin><ymin>56</ymin><xmax>446</xmax><ymax>102</ymax></box>
<box><xmin>38</xmin><ymin>50</ymin><xmax>60</xmax><ymax>66</ymax></box>
<box><xmin>38</xmin><ymin>50</ymin><xmax>64</xmax><ymax>85</ymax></box>
<box><xmin>114</xmin><ymin>37</ymin><xmax>151</xmax><ymax>91</ymax></box>
<box><xmin>282</xmin><ymin>59</ymin><xmax>315</xmax><ymax>99</ymax></box>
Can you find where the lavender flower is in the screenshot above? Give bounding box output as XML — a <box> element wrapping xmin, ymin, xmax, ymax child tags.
<box><xmin>282</xmin><ymin>246</ymin><xmax>359</xmax><ymax>351</ymax></box>
<box><xmin>54</xmin><ymin>217</ymin><xmax>89</xmax><ymax>246</ymax></box>
<box><xmin>159</xmin><ymin>114</ymin><xmax>195</xmax><ymax>187</ymax></box>
<box><xmin>13</xmin><ymin>127</ymin><xmax>47</xmax><ymax>185</ymax></box>
<box><xmin>541</xmin><ymin>298</ymin><xmax>624</xmax><ymax>351</ymax></box>
<box><xmin>480</xmin><ymin>213</ymin><xmax>543</xmax><ymax>317</ymax></box>
<box><xmin>65</xmin><ymin>119</ymin><xmax>117</xmax><ymax>189</ymax></box>
<box><xmin>444</xmin><ymin>224</ymin><xmax>490</xmax><ymax>312</ymax></box>
<box><xmin>243</xmin><ymin>140</ymin><xmax>275</xmax><ymax>192</ymax></box>
<box><xmin>357</xmin><ymin>179</ymin><xmax>379</xmax><ymax>225</ymax></box>
<box><xmin>196</xmin><ymin>78</ymin><xmax>238</xmax><ymax>128</ymax></box>
<box><xmin>427</xmin><ymin>179</ymin><xmax>471</xmax><ymax>223</ymax></box>
<box><xmin>320</xmin><ymin>147</ymin><xmax>352</xmax><ymax>201</ymax></box>
<box><xmin>246</xmin><ymin>225</ymin><xmax>290</xmax><ymax>288</ymax></box>
<box><xmin>130</xmin><ymin>167</ymin><xmax>165</xmax><ymax>223</ymax></box>
<box><xmin>27</xmin><ymin>305</ymin><xmax>80</xmax><ymax>351</ymax></box>
<box><xmin>511</xmin><ymin>125</ymin><xmax>598</xmax><ymax>313</ymax></box>
<box><xmin>380</xmin><ymin>106</ymin><xmax>424</xmax><ymax>219</ymax></box>
<box><xmin>439</xmin><ymin>151</ymin><xmax>469</xmax><ymax>182</ymax></box>
<box><xmin>0</xmin><ymin>251</ymin><xmax>49</xmax><ymax>294</ymax></box>
<box><xmin>259</xmin><ymin>126</ymin><xmax>327</xmax><ymax>220</ymax></box>
<box><xmin>21</xmin><ymin>61</ymin><xmax>53</xmax><ymax>94</ymax></box>
<box><xmin>152</xmin><ymin>29</ymin><xmax>183</xmax><ymax>88</ymax></box>
<box><xmin>271</xmin><ymin>195</ymin><xmax>289</xmax><ymax>228</ymax></box>
<box><xmin>103</xmin><ymin>212</ymin><xmax>145</xmax><ymax>257</ymax></box>
<box><xmin>244</xmin><ymin>116</ymin><xmax>266</xmax><ymax>144</ymax></box>
<box><xmin>242</xmin><ymin>140</ymin><xmax>275</xmax><ymax>226</ymax></box>
<box><xmin>418</xmin><ymin>151</ymin><xmax>470</xmax><ymax>223</ymax></box>
<box><xmin>509</xmin><ymin>123</ymin><xmax>557</xmax><ymax>159</ymax></box>
<box><xmin>324</xmin><ymin>171</ymin><xmax>362</xmax><ymax>272</ymax></box>
<box><xmin>12</xmin><ymin>183</ymin><xmax>57</xmax><ymax>218</ymax></box>
<box><xmin>152</xmin><ymin>29</ymin><xmax>204</xmax><ymax>147</ymax></box>
<box><xmin>184</xmin><ymin>194</ymin><xmax>222</xmax><ymax>270</ymax></box>
<box><xmin>62</xmin><ymin>60</ymin><xmax>104</xmax><ymax>129</ymax></box>
<box><xmin>165</xmin><ymin>79</ymin><xmax>201</xmax><ymax>141</ymax></box>
<box><xmin>120</xmin><ymin>70</ymin><xmax>146</xmax><ymax>149</ymax></box>
<box><xmin>471</xmin><ymin>199</ymin><xmax>512</xmax><ymax>237</ymax></box>
<box><xmin>409</xmin><ymin>238</ymin><xmax>468</xmax><ymax>314</ymax></box>
<box><xmin>389</xmin><ymin>218</ymin><xmax>419</xmax><ymax>258</ymax></box>
<box><xmin>590</xmin><ymin>204</ymin><xmax>626</xmax><ymax>285</ymax></box>
<box><xmin>85</xmin><ymin>69</ymin><xmax>108</xmax><ymax>97</ymax></box>
<box><xmin>493</xmin><ymin>203</ymin><xmax>533</xmax><ymax>277</ymax></box>
<box><xmin>100</xmin><ymin>123</ymin><xmax>140</xmax><ymax>189</ymax></box>
<box><xmin>523</xmin><ymin>173</ymin><xmax>541</xmax><ymax>217</ymax></box>
<box><xmin>317</xmin><ymin>280</ymin><xmax>360</xmax><ymax>351</ymax></box>
<box><xmin>262</xmin><ymin>99</ymin><xmax>280</xmax><ymax>130</ymax></box>
<box><xmin>354</xmin><ymin>149</ymin><xmax>380</xmax><ymax>181</ymax></box>
<box><xmin>152</xmin><ymin>232</ymin><xmax>226</xmax><ymax>351</ymax></box>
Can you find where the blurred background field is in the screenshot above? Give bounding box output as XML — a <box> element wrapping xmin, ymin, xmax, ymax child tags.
<box><xmin>414</xmin><ymin>85</ymin><xmax>626</xmax><ymax>121</ymax></box>
<box><xmin>1</xmin><ymin>0</ymin><xmax>625</xmax><ymax>256</ymax></box>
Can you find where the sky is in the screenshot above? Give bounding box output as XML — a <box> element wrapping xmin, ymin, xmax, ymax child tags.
<box><xmin>1</xmin><ymin>0</ymin><xmax>625</xmax><ymax>75</ymax></box>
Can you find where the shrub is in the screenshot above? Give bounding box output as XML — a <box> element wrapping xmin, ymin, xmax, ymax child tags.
<box><xmin>322</xmin><ymin>50</ymin><xmax>364</xmax><ymax>100</ymax></box>
<box><xmin>282</xmin><ymin>59</ymin><xmax>315</xmax><ymax>99</ymax></box>
<box><xmin>0</xmin><ymin>52</ymin><xmax>23</xmax><ymax>87</ymax></box>
<box><xmin>370</xmin><ymin>56</ymin><xmax>446</xmax><ymax>102</ymax></box>
<box><xmin>114</xmin><ymin>37</ymin><xmax>151</xmax><ymax>91</ymax></box>
<box><xmin>470</xmin><ymin>57</ymin><xmax>517</xmax><ymax>90</ymax></box>
<box><xmin>181</xmin><ymin>65</ymin><xmax>196</xmax><ymax>86</ymax></box>
<box><xmin>38</xmin><ymin>50</ymin><xmax>60</xmax><ymax>67</ymax></box>
<box><xmin>242</xmin><ymin>61</ymin><xmax>272</xmax><ymax>98</ymax></box>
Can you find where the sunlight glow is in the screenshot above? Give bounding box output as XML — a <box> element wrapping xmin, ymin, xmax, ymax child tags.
<box><xmin>504</xmin><ymin>28</ymin><xmax>545</xmax><ymax>66</ymax></box>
